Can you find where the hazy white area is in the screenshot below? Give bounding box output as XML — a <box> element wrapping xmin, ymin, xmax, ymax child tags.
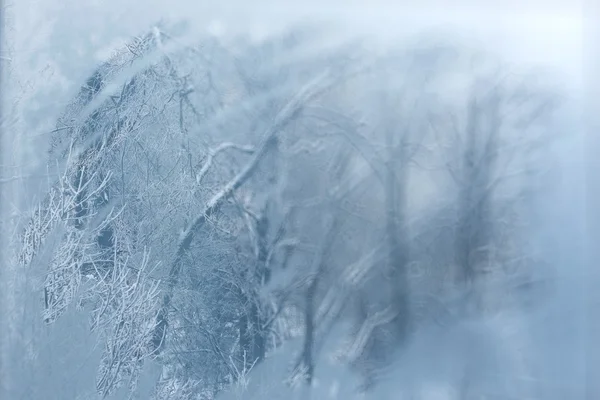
<box><xmin>1</xmin><ymin>1</ymin><xmax>594</xmax><ymax>399</ymax></box>
<box><xmin>9</xmin><ymin>0</ymin><xmax>583</xmax><ymax>80</ymax></box>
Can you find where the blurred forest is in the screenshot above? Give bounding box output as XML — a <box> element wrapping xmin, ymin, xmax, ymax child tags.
<box><xmin>1</xmin><ymin>9</ymin><xmax>591</xmax><ymax>400</ymax></box>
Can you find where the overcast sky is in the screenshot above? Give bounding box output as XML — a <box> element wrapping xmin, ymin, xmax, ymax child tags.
<box><xmin>186</xmin><ymin>1</ymin><xmax>584</xmax><ymax>82</ymax></box>
<box><xmin>10</xmin><ymin>0</ymin><xmax>583</xmax><ymax>78</ymax></box>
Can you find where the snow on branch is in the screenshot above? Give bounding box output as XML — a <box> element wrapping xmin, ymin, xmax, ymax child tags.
<box><xmin>151</xmin><ymin>69</ymin><xmax>345</xmax><ymax>355</ymax></box>
<box><xmin>195</xmin><ymin>142</ymin><xmax>255</xmax><ymax>185</ymax></box>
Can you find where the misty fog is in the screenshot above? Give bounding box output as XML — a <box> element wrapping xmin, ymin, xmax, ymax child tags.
<box><xmin>1</xmin><ymin>1</ymin><xmax>596</xmax><ymax>399</ymax></box>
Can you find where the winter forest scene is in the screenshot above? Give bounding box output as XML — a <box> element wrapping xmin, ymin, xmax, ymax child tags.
<box><xmin>1</xmin><ymin>1</ymin><xmax>596</xmax><ymax>399</ymax></box>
